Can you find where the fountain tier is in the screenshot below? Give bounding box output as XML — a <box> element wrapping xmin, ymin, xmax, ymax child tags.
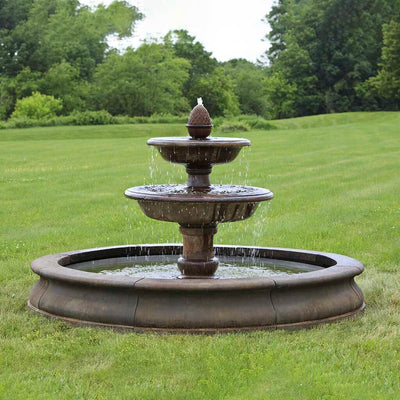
<box><xmin>147</xmin><ymin>137</ymin><xmax>250</xmax><ymax>189</ymax></box>
<box><xmin>126</xmin><ymin>184</ymin><xmax>273</xmax><ymax>277</ymax></box>
<box><xmin>125</xmin><ymin>185</ymin><xmax>273</xmax><ymax>225</ymax></box>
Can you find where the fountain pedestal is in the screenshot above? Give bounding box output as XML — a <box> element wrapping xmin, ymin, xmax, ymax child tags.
<box><xmin>186</xmin><ymin>164</ymin><xmax>212</xmax><ymax>189</ymax></box>
<box><xmin>178</xmin><ymin>225</ymin><xmax>218</xmax><ymax>277</ymax></box>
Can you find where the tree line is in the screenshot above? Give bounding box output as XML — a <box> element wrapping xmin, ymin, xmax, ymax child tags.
<box><xmin>265</xmin><ymin>0</ymin><xmax>400</xmax><ymax>118</ymax></box>
<box><xmin>1</xmin><ymin>0</ymin><xmax>399</xmax><ymax>123</ymax></box>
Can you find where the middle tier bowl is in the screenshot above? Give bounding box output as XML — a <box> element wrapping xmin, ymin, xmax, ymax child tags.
<box><xmin>125</xmin><ymin>184</ymin><xmax>274</xmax><ymax>225</ymax></box>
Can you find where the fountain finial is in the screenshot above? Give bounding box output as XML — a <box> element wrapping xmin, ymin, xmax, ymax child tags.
<box><xmin>187</xmin><ymin>98</ymin><xmax>213</xmax><ymax>139</ymax></box>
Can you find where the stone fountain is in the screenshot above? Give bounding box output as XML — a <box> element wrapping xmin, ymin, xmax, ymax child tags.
<box><xmin>28</xmin><ymin>100</ymin><xmax>365</xmax><ymax>332</ymax></box>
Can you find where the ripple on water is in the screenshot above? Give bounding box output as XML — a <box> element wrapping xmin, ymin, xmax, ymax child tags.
<box><xmin>69</xmin><ymin>255</ymin><xmax>322</xmax><ymax>279</ymax></box>
<box><xmin>137</xmin><ymin>184</ymin><xmax>260</xmax><ymax>196</ymax></box>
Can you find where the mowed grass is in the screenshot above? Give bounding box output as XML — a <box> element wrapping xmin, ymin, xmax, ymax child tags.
<box><xmin>1</xmin><ymin>113</ymin><xmax>400</xmax><ymax>399</ymax></box>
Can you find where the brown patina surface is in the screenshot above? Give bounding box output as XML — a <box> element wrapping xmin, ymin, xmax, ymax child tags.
<box><xmin>29</xmin><ymin>245</ymin><xmax>365</xmax><ymax>332</ymax></box>
<box><xmin>127</xmin><ymin>103</ymin><xmax>273</xmax><ymax>277</ymax></box>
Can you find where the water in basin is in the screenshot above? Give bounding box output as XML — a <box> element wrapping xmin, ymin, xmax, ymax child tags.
<box><xmin>133</xmin><ymin>184</ymin><xmax>261</xmax><ymax>195</ymax></box>
<box><xmin>68</xmin><ymin>255</ymin><xmax>323</xmax><ymax>279</ymax></box>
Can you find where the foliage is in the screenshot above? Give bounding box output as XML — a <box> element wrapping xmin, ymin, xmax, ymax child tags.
<box><xmin>368</xmin><ymin>20</ymin><xmax>400</xmax><ymax>107</ymax></box>
<box><xmin>189</xmin><ymin>67</ymin><xmax>240</xmax><ymax>117</ymax></box>
<box><xmin>2</xmin><ymin>0</ymin><xmax>142</xmax><ymax>78</ymax></box>
<box><xmin>0</xmin><ymin>67</ymin><xmax>42</xmax><ymax>119</ymax></box>
<box><xmin>0</xmin><ymin>0</ymin><xmax>142</xmax><ymax>118</ymax></box>
<box><xmin>263</xmin><ymin>71</ymin><xmax>298</xmax><ymax>119</ymax></box>
<box><xmin>164</xmin><ymin>30</ymin><xmax>218</xmax><ymax>106</ymax></box>
<box><xmin>219</xmin><ymin>121</ymin><xmax>250</xmax><ymax>133</ymax></box>
<box><xmin>2</xmin><ymin>0</ymin><xmax>400</xmax><ymax>122</ymax></box>
<box><xmin>164</xmin><ymin>30</ymin><xmax>218</xmax><ymax>77</ymax></box>
<box><xmin>223</xmin><ymin>59</ymin><xmax>269</xmax><ymax>116</ymax></box>
<box><xmin>93</xmin><ymin>44</ymin><xmax>190</xmax><ymax>116</ymax></box>
<box><xmin>164</xmin><ymin>30</ymin><xmax>240</xmax><ymax>116</ymax></box>
<box><xmin>237</xmin><ymin>115</ymin><xmax>276</xmax><ymax>130</ymax></box>
<box><xmin>10</xmin><ymin>91</ymin><xmax>62</xmax><ymax>120</ymax></box>
<box><xmin>265</xmin><ymin>0</ymin><xmax>398</xmax><ymax>116</ymax></box>
<box><xmin>216</xmin><ymin>115</ymin><xmax>275</xmax><ymax>132</ymax></box>
<box><xmin>0</xmin><ymin>111</ymin><xmax>188</xmax><ymax>129</ymax></box>
<box><xmin>40</xmin><ymin>62</ymin><xmax>89</xmax><ymax>113</ymax></box>
<box><xmin>66</xmin><ymin>110</ymin><xmax>115</xmax><ymax>125</ymax></box>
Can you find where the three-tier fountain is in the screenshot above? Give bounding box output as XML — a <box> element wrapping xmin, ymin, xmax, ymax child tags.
<box><xmin>28</xmin><ymin>100</ymin><xmax>364</xmax><ymax>332</ymax></box>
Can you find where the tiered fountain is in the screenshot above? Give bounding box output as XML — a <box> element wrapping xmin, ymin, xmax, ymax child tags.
<box><xmin>28</xmin><ymin>100</ymin><xmax>364</xmax><ymax>332</ymax></box>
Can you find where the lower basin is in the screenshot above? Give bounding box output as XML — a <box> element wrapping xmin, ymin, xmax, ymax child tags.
<box><xmin>28</xmin><ymin>245</ymin><xmax>365</xmax><ymax>333</ymax></box>
<box><xmin>71</xmin><ymin>255</ymin><xmax>323</xmax><ymax>279</ymax></box>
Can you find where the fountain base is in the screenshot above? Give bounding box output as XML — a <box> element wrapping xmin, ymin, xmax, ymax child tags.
<box><xmin>28</xmin><ymin>245</ymin><xmax>364</xmax><ymax>333</ymax></box>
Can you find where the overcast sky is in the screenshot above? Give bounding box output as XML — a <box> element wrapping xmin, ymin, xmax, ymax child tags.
<box><xmin>81</xmin><ymin>0</ymin><xmax>274</xmax><ymax>62</ymax></box>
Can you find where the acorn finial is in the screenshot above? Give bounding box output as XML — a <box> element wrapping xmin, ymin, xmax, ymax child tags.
<box><xmin>186</xmin><ymin>98</ymin><xmax>213</xmax><ymax>139</ymax></box>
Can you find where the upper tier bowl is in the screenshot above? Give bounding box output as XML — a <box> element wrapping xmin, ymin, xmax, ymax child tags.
<box><xmin>147</xmin><ymin>137</ymin><xmax>250</xmax><ymax>165</ymax></box>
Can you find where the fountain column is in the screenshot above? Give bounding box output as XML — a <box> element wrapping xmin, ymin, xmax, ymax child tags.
<box><xmin>178</xmin><ymin>225</ymin><xmax>218</xmax><ymax>277</ymax></box>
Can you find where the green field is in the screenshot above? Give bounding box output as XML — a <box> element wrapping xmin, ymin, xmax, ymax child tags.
<box><xmin>1</xmin><ymin>112</ymin><xmax>400</xmax><ymax>399</ymax></box>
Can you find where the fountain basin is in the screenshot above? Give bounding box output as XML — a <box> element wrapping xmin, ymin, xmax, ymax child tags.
<box><xmin>147</xmin><ymin>137</ymin><xmax>250</xmax><ymax>165</ymax></box>
<box><xmin>125</xmin><ymin>185</ymin><xmax>273</xmax><ymax>225</ymax></box>
<box><xmin>28</xmin><ymin>245</ymin><xmax>365</xmax><ymax>333</ymax></box>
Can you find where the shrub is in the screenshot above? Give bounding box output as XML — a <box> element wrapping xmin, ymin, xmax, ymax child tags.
<box><xmin>211</xmin><ymin>116</ymin><xmax>224</xmax><ymax>129</ymax></box>
<box><xmin>216</xmin><ymin>115</ymin><xmax>275</xmax><ymax>132</ymax></box>
<box><xmin>10</xmin><ymin>92</ymin><xmax>63</xmax><ymax>120</ymax></box>
<box><xmin>68</xmin><ymin>110</ymin><xmax>115</xmax><ymax>125</ymax></box>
<box><xmin>219</xmin><ymin>121</ymin><xmax>250</xmax><ymax>133</ymax></box>
<box><xmin>251</xmin><ymin>119</ymin><xmax>275</xmax><ymax>130</ymax></box>
<box><xmin>7</xmin><ymin>117</ymin><xmax>42</xmax><ymax>129</ymax></box>
<box><xmin>148</xmin><ymin>113</ymin><xmax>187</xmax><ymax>124</ymax></box>
<box><xmin>1</xmin><ymin>111</ymin><xmax>221</xmax><ymax>129</ymax></box>
<box><xmin>232</xmin><ymin>115</ymin><xmax>275</xmax><ymax>130</ymax></box>
<box><xmin>113</xmin><ymin>115</ymin><xmax>136</xmax><ymax>124</ymax></box>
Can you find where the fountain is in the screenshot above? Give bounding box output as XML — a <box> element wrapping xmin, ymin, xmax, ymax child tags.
<box><xmin>28</xmin><ymin>100</ymin><xmax>365</xmax><ymax>332</ymax></box>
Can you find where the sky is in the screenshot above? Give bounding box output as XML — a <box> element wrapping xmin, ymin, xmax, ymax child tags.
<box><xmin>81</xmin><ymin>0</ymin><xmax>274</xmax><ymax>62</ymax></box>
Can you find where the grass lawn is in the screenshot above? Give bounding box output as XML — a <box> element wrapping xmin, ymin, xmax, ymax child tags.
<box><xmin>1</xmin><ymin>112</ymin><xmax>400</xmax><ymax>399</ymax></box>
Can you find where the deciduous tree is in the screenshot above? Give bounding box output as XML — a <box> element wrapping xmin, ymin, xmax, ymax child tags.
<box><xmin>223</xmin><ymin>59</ymin><xmax>268</xmax><ymax>116</ymax></box>
<box><xmin>369</xmin><ymin>20</ymin><xmax>400</xmax><ymax>106</ymax></box>
<box><xmin>93</xmin><ymin>44</ymin><xmax>190</xmax><ymax>116</ymax></box>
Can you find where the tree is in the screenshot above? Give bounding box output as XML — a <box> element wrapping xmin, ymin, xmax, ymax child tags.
<box><xmin>164</xmin><ymin>30</ymin><xmax>218</xmax><ymax>77</ymax></box>
<box><xmin>223</xmin><ymin>59</ymin><xmax>269</xmax><ymax>116</ymax></box>
<box><xmin>369</xmin><ymin>20</ymin><xmax>400</xmax><ymax>106</ymax></box>
<box><xmin>189</xmin><ymin>67</ymin><xmax>240</xmax><ymax>116</ymax></box>
<box><xmin>163</xmin><ymin>30</ymin><xmax>239</xmax><ymax>116</ymax></box>
<box><xmin>0</xmin><ymin>67</ymin><xmax>42</xmax><ymax>119</ymax></box>
<box><xmin>265</xmin><ymin>0</ymin><xmax>396</xmax><ymax>116</ymax></box>
<box><xmin>93</xmin><ymin>44</ymin><xmax>190</xmax><ymax>116</ymax></box>
<box><xmin>263</xmin><ymin>71</ymin><xmax>297</xmax><ymax>119</ymax></box>
<box><xmin>0</xmin><ymin>0</ymin><xmax>33</xmax><ymax>76</ymax></box>
<box><xmin>40</xmin><ymin>62</ymin><xmax>89</xmax><ymax>113</ymax></box>
<box><xmin>0</xmin><ymin>0</ymin><xmax>142</xmax><ymax>118</ymax></box>
<box><xmin>6</xmin><ymin>0</ymin><xmax>142</xmax><ymax>78</ymax></box>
